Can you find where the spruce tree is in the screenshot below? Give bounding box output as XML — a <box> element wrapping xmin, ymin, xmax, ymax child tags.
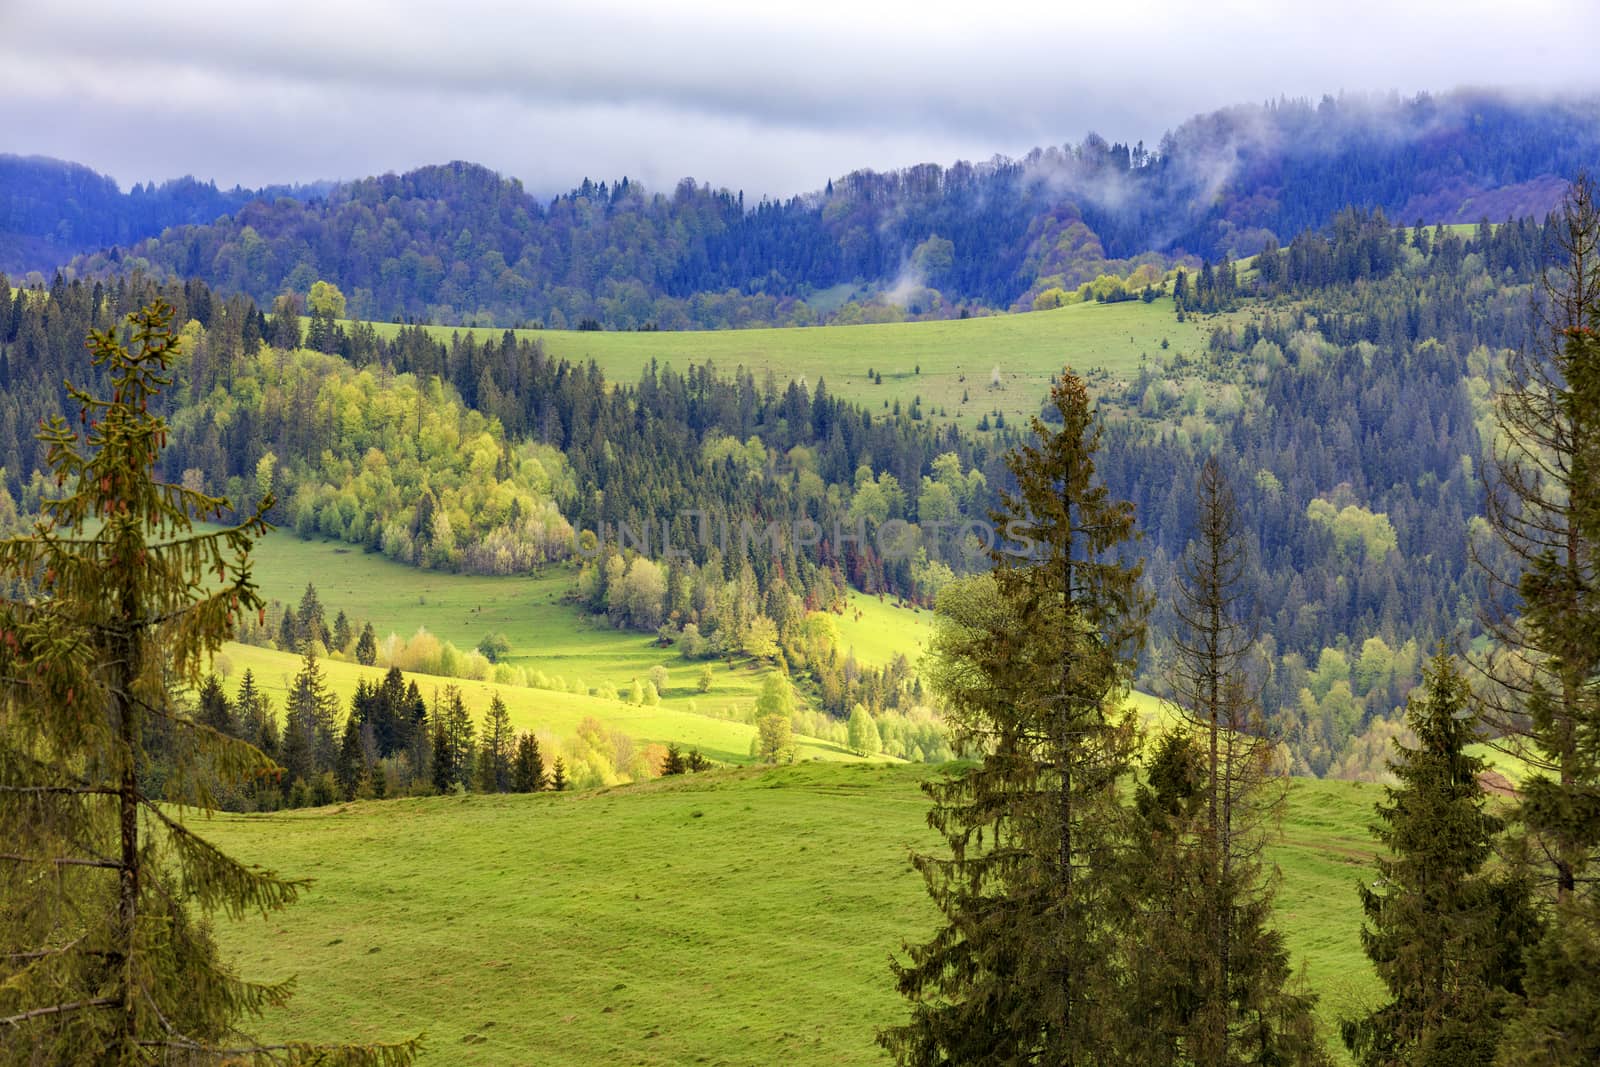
<box><xmin>551</xmin><ymin>757</ymin><xmax>568</xmax><ymax>792</ymax></box>
<box><xmin>478</xmin><ymin>694</ymin><xmax>513</xmax><ymax>793</ymax></box>
<box><xmin>1478</xmin><ymin>174</ymin><xmax>1600</xmax><ymax>1059</ymax></box>
<box><xmin>282</xmin><ymin>645</ymin><xmax>339</xmax><ymax>798</ymax></box>
<box><xmin>0</xmin><ymin>302</ymin><xmax>416</xmax><ymax>1062</ymax></box>
<box><xmin>881</xmin><ymin>369</ymin><xmax>1148</xmax><ymax>1064</ymax></box>
<box><xmin>331</xmin><ymin>609</ymin><xmax>352</xmax><ymax>654</ymax></box>
<box><xmin>1147</xmin><ymin>456</ymin><xmax>1324</xmax><ymax>1064</ymax></box>
<box><xmin>197</xmin><ymin>673</ymin><xmax>235</xmax><ymax>737</ymax></box>
<box><xmin>355</xmin><ymin>621</ymin><xmax>378</xmax><ymax>666</ymax></box>
<box><xmin>512</xmin><ymin>732</ymin><xmax>545</xmax><ymax>792</ymax></box>
<box><xmin>335</xmin><ymin>714</ymin><xmax>366</xmax><ymax>801</ymax></box>
<box><xmin>1343</xmin><ymin>649</ymin><xmax>1538</xmax><ymax>1066</ymax></box>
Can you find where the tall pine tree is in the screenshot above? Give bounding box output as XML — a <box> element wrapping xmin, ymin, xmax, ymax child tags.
<box><xmin>1132</xmin><ymin>457</ymin><xmax>1325</xmax><ymax>1064</ymax></box>
<box><xmin>881</xmin><ymin>369</ymin><xmax>1148</xmax><ymax>1064</ymax></box>
<box><xmin>0</xmin><ymin>301</ymin><xmax>416</xmax><ymax>1062</ymax></box>
<box><xmin>1479</xmin><ymin>174</ymin><xmax>1600</xmax><ymax>1061</ymax></box>
<box><xmin>1343</xmin><ymin>648</ymin><xmax>1537</xmax><ymax>1065</ymax></box>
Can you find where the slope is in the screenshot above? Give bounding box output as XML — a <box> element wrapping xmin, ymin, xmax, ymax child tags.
<box><xmin>203</xmin><ymin>763</ymin><xmax>1383</xmax><ymax>1065</ymax></box>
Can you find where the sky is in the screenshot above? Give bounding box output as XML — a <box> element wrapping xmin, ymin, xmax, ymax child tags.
<box><xmin>3</xmin><ymin>0</ymin><xmax>1598</xmax><ymax>200</ymax></box>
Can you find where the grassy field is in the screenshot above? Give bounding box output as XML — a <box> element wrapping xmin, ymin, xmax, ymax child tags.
<box><xmin>227</xmin><ymin>532</ymin><xmax>941</xmax><ymax>762</ymax></box>
<box><xmin>204</xmin><ymin>763</ymin><xmax>1383</xmax><ymax>1065</ymax></box>
<box><xmin>354</xmin><ymin>297</ymin><xmax>1213</xmax><ymax>430</ymax></box>
<box><xmin>219</xmin><ymin>641</ymin><xmax>854</xmax><ymax>767</ymax></box>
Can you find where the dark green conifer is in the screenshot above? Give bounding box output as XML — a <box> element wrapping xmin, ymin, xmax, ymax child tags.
<box><xmin>355</xmin><ymin>621</ymin><xmax>378</xmax><ymax>665</ymax></box>
<box><xmin>0</xmin><ymin>301</ymin><xmax>416</xmax><ymax>1063</ymax></box>
<box><xmin>1343</xmin><ymin>648</ymin><xmax>1538</xmax><ymax>1066</ymax></box>
<box><xmin>881</xmin><ymin>369</ymin><xmax>1148</xmax><ymax>1064</ymax></box>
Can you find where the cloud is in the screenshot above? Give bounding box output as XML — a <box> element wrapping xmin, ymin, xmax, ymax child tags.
<box><xmin>2</xmin><ymin>0</ymin><xmax>1598</xmax><ymax>196</ymax></box>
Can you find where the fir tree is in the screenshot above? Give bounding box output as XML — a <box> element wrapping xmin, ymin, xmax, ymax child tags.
<box><xmin>335</xmin><ymin>714</ymin><xmax>366</xmax><ymax>801</ymax></box>
<box><xmin>1479</xmin><ymin>174</ymin><xmax>1600</xmax><ymax>1059</ymax></box>
<box><xmin>0</xmin><ymin>301</ymin><xmax>416</xmax><ymax>1062</ymax></box>
<box><xmin>1343</xmin><ymin>648</ymin><xmax>1538</xmax><ymax>1066</ymax></box>
<box><xmin>551</xmin><ymin>756</ymin><xmax>568</xmax><ymax>792</ymax></box>
<box><xmin>235</xmin><ymin>669</ymin><xmax>275</xmax><ymax>758</ymax></box>
<box><xmin>477</xmin><ymin>694</ymin><xmax>513</xmax><ymax>793</ymax></box>
<box><xmin>881</xmin><ymin>368</ymin><xmax>1148</xmax><ymax>1064</ymax></box>
<box><xmin>662</xmin><ymin>743</ymin><xmax>686</xmax><ymax>776</ymax></box>
<box><xmin>296</xmin><ymin>582</ymin><xmax>326</xmax><ymax>648</ymax></box>
<box><xmin>1147</xmin><ymin>456</ymin><xmax>1325</xmax><ymax>1063</ymax></box>
<box><xmin>282</xmin><ymin>645</ymin><xmax>339</xmax><ymax>798</ymax></box>
<box><xmin>331</xmin><ymin>609</ymin><xmax>353</xmax><ymax>654</ymax></box>
<box><xmin>355</xmin><ymin>621</ymin><xmax>378</xmax><ymax>666</ymax></box>
<box><xmin>197</xmin><ymin>673</ymin><xmax>235</xmax><ymax>738</ymax></box>
<box><xmin>512</xmin><ymin>732</ymin><xmax>545</xmax><ymax>793</ymax></box>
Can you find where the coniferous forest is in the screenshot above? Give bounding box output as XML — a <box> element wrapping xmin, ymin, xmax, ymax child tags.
<box><xmin>1</xmin><ymin>63</ymin><xmax>1599</xmax><ymax>1067</ymax></box>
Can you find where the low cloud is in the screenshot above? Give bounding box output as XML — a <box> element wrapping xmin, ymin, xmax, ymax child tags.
<box><xmin>2</xmin><ymin>1</ymin><xmax>1597</xmax><ymax>196</ymax></box>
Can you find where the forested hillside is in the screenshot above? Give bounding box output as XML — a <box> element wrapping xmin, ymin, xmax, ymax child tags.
<box><xmin>0</xmin><ymin>199</ymin><xmax>1563</xmax><ymax>780</ymax></box>
<box><xmin>22</xmin><ymin>90</ymin><xmax>1597</xmax><ymax>329</ymax></box>
<box><xmin>0</xmin><ymin>154</ymin><xmax>317</xmax><ymax>273</ymax></box>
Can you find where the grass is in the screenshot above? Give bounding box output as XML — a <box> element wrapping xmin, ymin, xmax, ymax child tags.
<box><xmin>219</xmin><ymin>642</ymin><xmax>855</xmax><ymax>766</ymax></box>
<box><xmin>353</xmin><ymin>297</ymin><xmax>1212</xmax><ymax>430</ymax></box>
<box><xmin>203</xmin><ymin>763</ymin><xmax>1383</xmax><ymax>1065</ymax></box>
<box><xmin>227</xmin><ymin>532</ymin><xmax>940</xmax><ymax>762</ymax></box>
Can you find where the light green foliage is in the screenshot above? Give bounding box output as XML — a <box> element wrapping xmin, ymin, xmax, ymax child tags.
<box><xmin>847</xmin><ymin>703</ymin><xmax>882</xmax><ymax>757</ymax></box>
<box><xmin>174</xmin><ymin>346</ymin><xmax>574</xmax><ymax>574</ymax></box>
<box><xmin>755</xmin><ymin>714</ymin><xmax>796</xmax><ymax>764</ymax></box>
<box><xmin>1305</xmin><ymin>498</ymin><xmax>1399</xmax><ymax>558</ymax></box>
<box><xmin>648</xmin><ymin>664</ymin><xmax>670</xmax><ymax>694</ymax></box>
<box><xmin>307</xmin><ymin>280</ymin><xmax>348</xmax><ymax>319</ymax></box>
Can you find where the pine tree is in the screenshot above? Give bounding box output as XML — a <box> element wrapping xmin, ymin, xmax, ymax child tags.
<box><xmin>197</xmin><ymin>673</ymin><xmax>235</xmax><ymax>738</ymax></box>
<box><xmin>551</xmin><ymin>756</ymin><xmax>568</xmax><ymax>792</ymax></box>
<box><xmin>355</xmin><ymin>621</ymin><xmax>378</xmax><ymax>666</ymax></box>
<box><xmin>335</xmin><ymin>714</ymin><xmax>366</xmax><ymax>801</ymax></box>
<box><xmin>282</xmin><ymin>645</ymin><xmax>339</xmax><ymax>798</ymax></box>
<box><xmin>331</xmin><ymin>609</ymin><xmax>353</xmax><ymax>654</ymax></box>
<box><xmin>662</xmin><ymin>743</ymin><xmax>686</xmax><ymax>776</ymax></box>
<box><xmin>1478</xmin><ymin>174</ymin><xmax>1600</xmax><ymax>1059</ymax></box>
<box><xmin>881</xmin><ymin>368</ymin><xmax>1149</xmax><ymax>1064</ymax></box>
<box><xmin>278</xmin><ymin>608</ymin><xmax>298</xmax><ymax>652</ymax></box>
<box><xmin>478</xmin><ymin>694</ymin><xmax>513</xmax><ymax>793</ymax></box>
<box><xmin>235</xmin><ymin>669</ymin><xmax>275</xmax><ymax>757</ymax></box>
<box><xmin>0</xmin><ymin>301</ymin><xmax>416</xmax><ymax>1063</ymax></box>
<box><xmin>512</xmin><ymin>732</ymin><xmax>545</xmax><ymax>792</ymax></box>
<box><xmin>296</xmin><ymin>582</ymin><xmax>326</xmax><ymax>649</ymax></box>
<box><xmin>1343</xmin><ymin>649</ymin><xmax>1538</xmax><ymax>1065</ymax></box>
<box><xmin>1146</xmin><ymin>456</ymin><xmax>1324</xmax><ymax>1064</ymax></box>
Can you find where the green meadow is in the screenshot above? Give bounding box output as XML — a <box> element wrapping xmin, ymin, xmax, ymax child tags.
<box><xmin>221</xmin><ymin>532</ymin><xmax>944</xmax><ymax>763</ymax></box>
<box><xmin>356</xmin><ymin>296</ymin><xmax>1212</xmax><ymax>429</ymax></box>
<box><xmin>219</xmin><ymin>641</ymin><xmax>855</xmax><ymax>766</ymax></box>
<box><xmin>204</xmin><ymin>764</ymin><xmax>1384</xmax><ymax>1065</ymax></box>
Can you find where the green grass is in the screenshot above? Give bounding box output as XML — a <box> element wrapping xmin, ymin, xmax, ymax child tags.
<box><xmin>228</xmin><ymin>532</ymin><xmax>941</xmax><ymax>763</ymax></box>
<box><xmin>203</xmin><ymin>763</ymin><xmax>1383</xmax><ymax>1064</ymax></box>
<box><xmin>241</xmin><ymin>531</ymin><xmax>934</xmax><ymax>717</ymax></box>
<box><xmin>219</xmin><ymin>642</ymin><xmax>857</xmax><ymax>767</ymax></box>
<box><xmin>354</xmin><ymin>297</ymin><xmax>1211</xmax><ymax>430</ymax></box>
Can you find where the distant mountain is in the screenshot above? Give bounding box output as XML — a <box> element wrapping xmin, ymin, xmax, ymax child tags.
<box><xmin>0</xmin><ymin>155</ymin><xmax>323</xmax><ymax>274</ymax></box>
<box><xmin>14</xmin><ymin>89</ymin><xmax>1600</xmax><ymax>327</ymax></box>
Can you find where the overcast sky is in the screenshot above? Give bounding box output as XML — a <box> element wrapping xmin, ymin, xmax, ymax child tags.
<box><xmin>3</xmin><ymin>0</ymin><xmax>1597</xmax><ymax>200</ymax></box>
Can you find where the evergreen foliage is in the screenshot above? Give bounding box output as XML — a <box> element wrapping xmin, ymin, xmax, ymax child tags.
<box><xmin>881</xmin><ymin>369</ymin><xmax>1148</xmax><ymax>1063</ymax></box>
<box><xmin>1343</xmin><ymin>649</ymin><xmax>1538</xmax><ymax>1066</ymax></box>
<box><xmin>0</xmin><ymin>302</ymin><xmax>417</xmax><ymax>1063</ymax></box>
